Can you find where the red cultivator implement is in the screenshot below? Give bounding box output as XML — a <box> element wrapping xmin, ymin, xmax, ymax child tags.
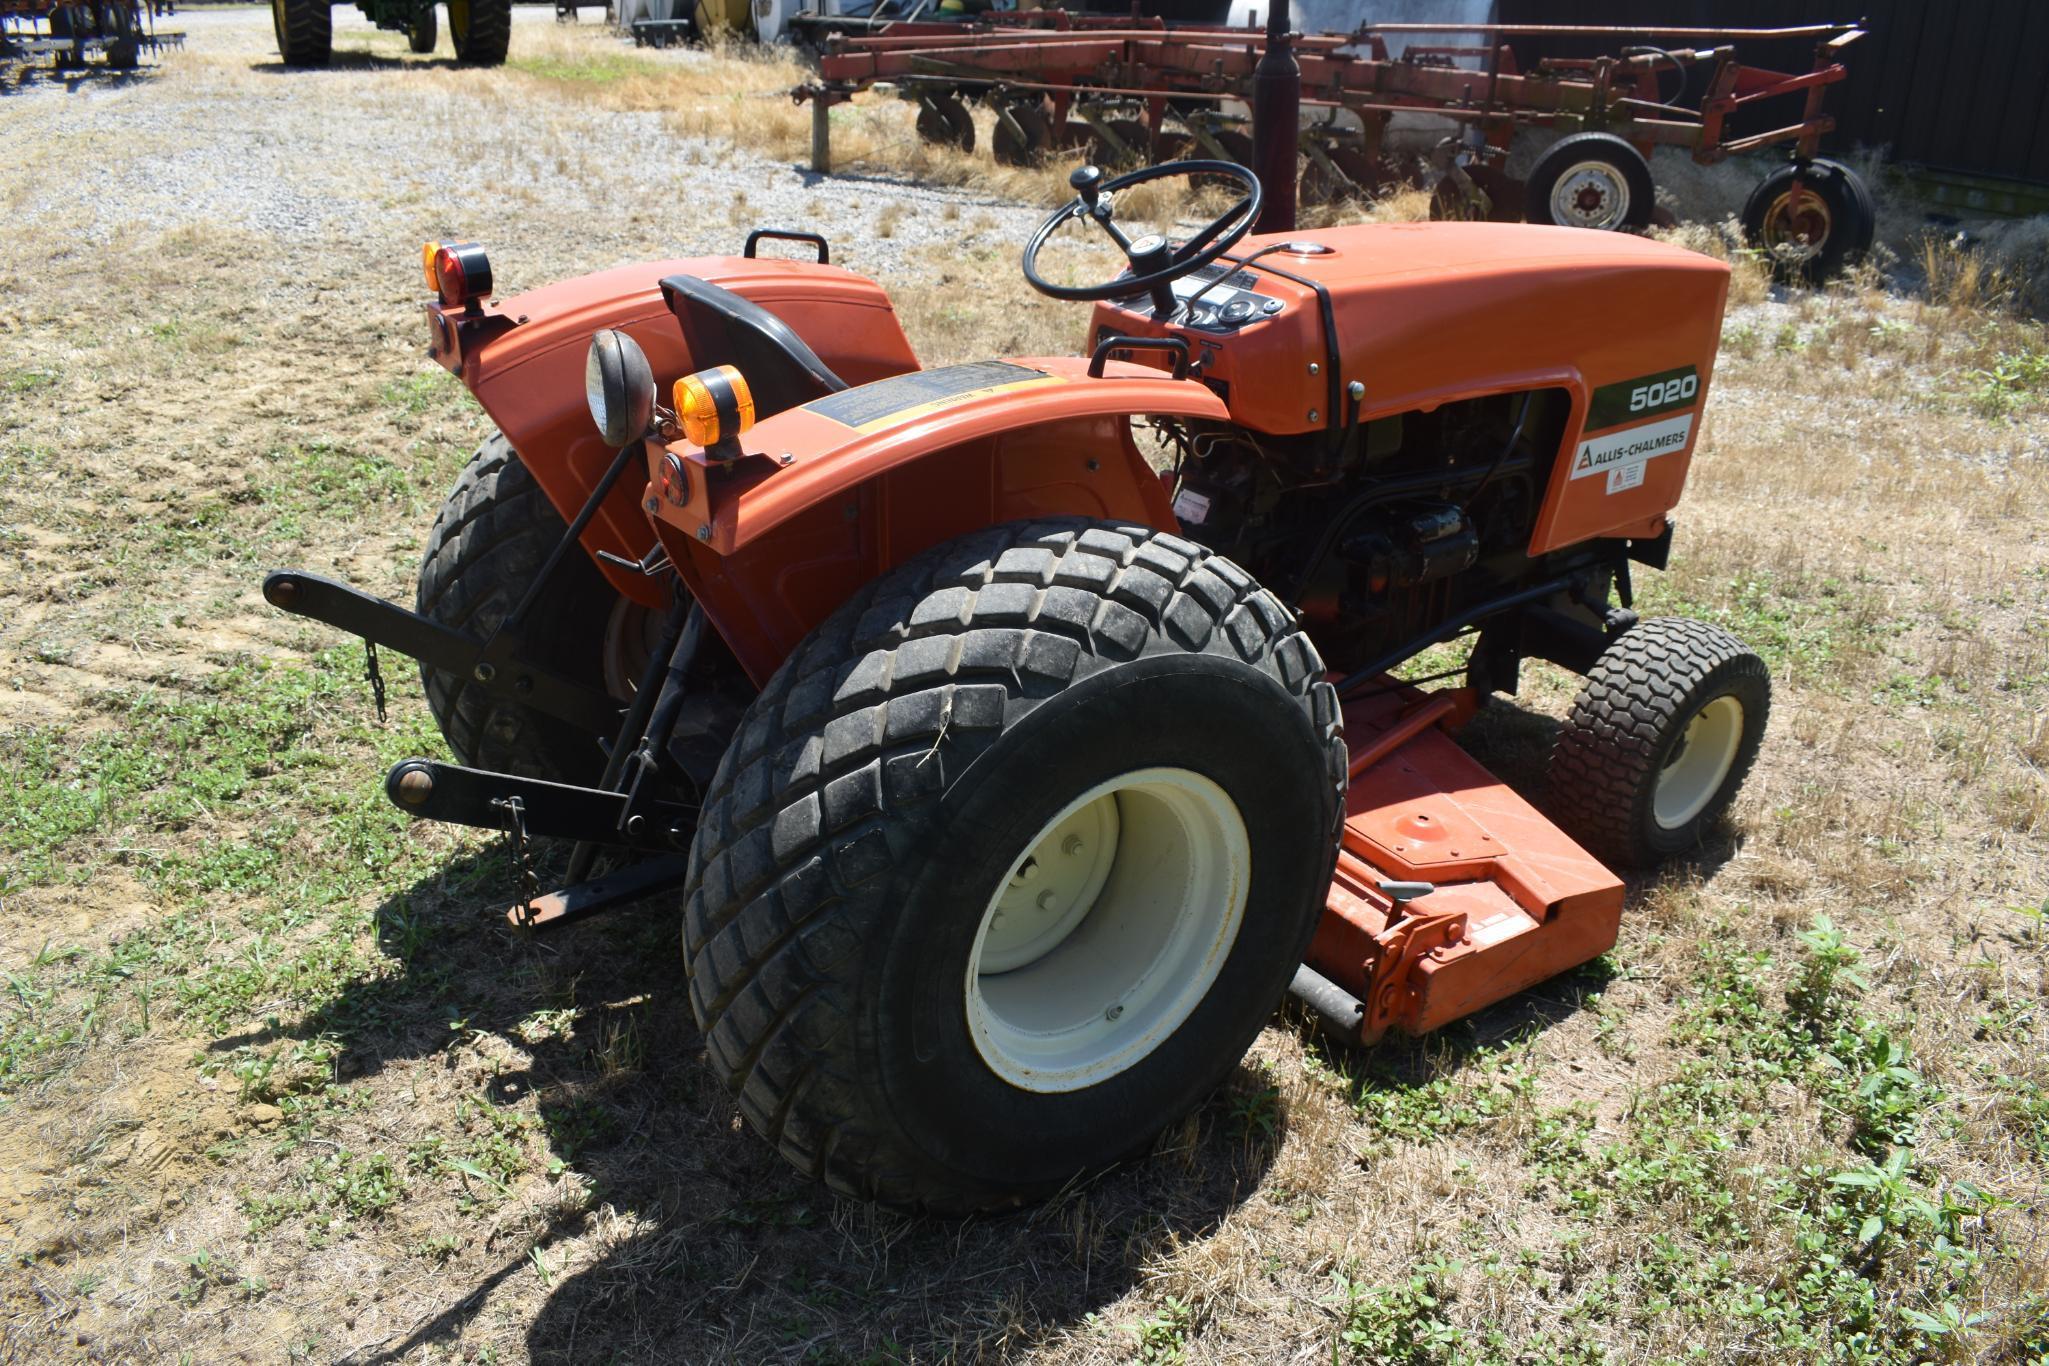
<box><xmin>0</xmin><ymin>0</ymin><xmax>179</xmax><ymax>69</ymax></box>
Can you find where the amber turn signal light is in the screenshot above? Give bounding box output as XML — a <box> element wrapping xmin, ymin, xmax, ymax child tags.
<box><xmin>423</xmin><ymin>240</ymin><xmax>492</xmax><ymax>308</ymax></box>
<box><xmin>673</xmin><ymin>365</ymin><xmax>756</xmax><ymax>458</ymax></box>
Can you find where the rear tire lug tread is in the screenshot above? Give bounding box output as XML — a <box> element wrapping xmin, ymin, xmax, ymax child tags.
<box><xmin>681</xmin><ymin>516</ymin><xmax>1329</xmax><ymax>1210</ymax></box>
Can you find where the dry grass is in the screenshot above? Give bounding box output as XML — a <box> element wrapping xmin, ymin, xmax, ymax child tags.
<box><xmin>3</xmin><ymin>14</ymin><xmax>2048</xmax><ymax>1365</ymax></box>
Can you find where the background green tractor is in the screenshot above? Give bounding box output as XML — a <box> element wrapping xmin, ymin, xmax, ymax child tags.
<box><xmin>271</xmin><ymin>0</ymin><xmax>510</xmax><ymax>66</ymax></box>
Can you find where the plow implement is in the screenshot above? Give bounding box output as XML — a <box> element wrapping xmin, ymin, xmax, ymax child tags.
<box><xmin>796</xmin><ymin>17</ymin><xmax>1869</xmax><ymax>272</ymax></box>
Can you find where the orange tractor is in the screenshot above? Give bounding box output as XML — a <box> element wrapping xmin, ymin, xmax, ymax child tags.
<box><xmin>267</xmin><ymin>161</ymin><xmax>1768</xmax><ymax>1211</ymax></box>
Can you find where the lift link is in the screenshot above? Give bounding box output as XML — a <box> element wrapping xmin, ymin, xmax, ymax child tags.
<box><xmin>490</xmin><ymin>795</ymin><xmax>540</xmax><ymax>927</ymax></box>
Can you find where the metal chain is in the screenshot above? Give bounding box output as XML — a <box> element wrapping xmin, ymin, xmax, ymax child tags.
<box><xmin>363</xmin><ymin>641</ymin><xmax>388</xmax><ymax>724</ymax></box>
<box><xmin>490</xmin><ymin>796</ymin><xmax>539</xmax><ymax>926</ymax></box>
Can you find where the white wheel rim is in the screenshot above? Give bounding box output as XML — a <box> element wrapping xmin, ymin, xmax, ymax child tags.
<box><xmin>1550</xmin><ymin>160</ymin><xmax>1631</xmax><ymax>230</ymax></box>
<box><xmin>965</xmin><ymin>767</ymin><xmax>1249</xmax><ymax>1094</ymax></box>
<box><xmin>1653</xmin><ymin>695</ymin><xmax>1744</xmax><ymax>829</ymax></box>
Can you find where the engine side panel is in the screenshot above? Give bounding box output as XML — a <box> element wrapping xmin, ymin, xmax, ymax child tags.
<box><xmin>433</xmin><ymin>256</ymin><xmax>921</xmax><ymax>607</ymax></box>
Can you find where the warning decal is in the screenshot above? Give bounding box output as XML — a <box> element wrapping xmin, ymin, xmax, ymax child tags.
<box><xmin>1568</xmin><ymin>412</ymin><xmax>1693</xmax><ymax>494</ymax></box>
<box><xmin>805</xmin><ymin>360</ymin><xmax>1063</xmax><ymax>434</ymax></box>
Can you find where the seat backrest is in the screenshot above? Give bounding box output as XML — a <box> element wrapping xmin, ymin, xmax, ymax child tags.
<box><xmin>659</xmin><ymin>274</ymin><xmax>848</xmax><ymax>420</ymax></box>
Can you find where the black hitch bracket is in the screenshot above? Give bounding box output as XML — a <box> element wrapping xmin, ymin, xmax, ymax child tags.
<box><xmin>385</xmin><ymin>759</ymin><xmax>697</xmax><ymax>852</ymax></box>
<box><xmin>263</xmin><ymin>571</ymin><xmax>620</xmax><ymax>736</ymax></box>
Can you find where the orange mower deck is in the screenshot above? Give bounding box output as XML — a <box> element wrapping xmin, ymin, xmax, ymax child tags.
<box><xmin>1299</xmin><ymin>682</ymin><xmax>1624</xmax><ymax>1045</ymax></box>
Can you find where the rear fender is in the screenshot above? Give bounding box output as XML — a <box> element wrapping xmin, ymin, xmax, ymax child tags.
<box><xmin>428</xmin><ymin>256</ymin><xmax>919</xmax><ymax>606</ymax></box>
<box><xmin>644</xmin><ymin>357</ymin><xmax>1229</xmax><ymax>683</ymax></box>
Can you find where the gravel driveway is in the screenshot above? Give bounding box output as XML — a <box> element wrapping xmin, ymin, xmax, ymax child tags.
<box><xmin>3</xmin><ymin>5</ymin><xmax>1045</xmax><ymax>288</ymax></box>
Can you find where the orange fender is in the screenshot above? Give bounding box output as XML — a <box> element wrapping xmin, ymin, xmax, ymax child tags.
<box><xmin>643</xmin><ymin>356</ymin><xmax>1228</xmax><ymax>683</ymax></box>
<box><xmin>427</xmin><ymin>256</ymin><xmax>920</xmax><ymax>607</ymax></box>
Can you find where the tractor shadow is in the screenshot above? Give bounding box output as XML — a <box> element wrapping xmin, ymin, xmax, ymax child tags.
<box><xmin>249</xmin><ymin>53</ymin><xmax>466</xmax><ymax>73</ymax></box>
<box><xmin>232</xmin><ymin>693</ymin><xmax>1741</xmax><ymax>1360</ymax></box>
<box><xmin>0</xmin><ymin>64</ymin><xmax>163</xmax><ymax>95</ymax></box>
<box><xmin>212</xmin><ymin>842</ymin><xmax>1279</xmax><ymax>1363</ymax></box>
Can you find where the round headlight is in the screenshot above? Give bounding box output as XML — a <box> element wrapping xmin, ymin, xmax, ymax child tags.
<box><xmin>584</xmin><ymin>328</ymin><xmax>655</xmax><ymax>448</ymax></box>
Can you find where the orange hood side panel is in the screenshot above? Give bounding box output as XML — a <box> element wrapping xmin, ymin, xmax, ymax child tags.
<box><xmin>1089</xmin><ymin>222</ymin><xmax>1731</xmax><ymax>555</ymax></box>
<box><xmin>442</xmin><ymin>257</ymin><xmax>920</xmax><ymax>607</ymax></box>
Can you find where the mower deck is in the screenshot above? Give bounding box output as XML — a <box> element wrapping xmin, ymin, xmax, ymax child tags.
<box><xmin>451</xmin><ymin>668</ymin><xmax>1625</xmax><ymax>1051</ymax></box>
<box><xmin>1298</xmin><ymin>684</ymin><xmax>1625</xmax><ymax>1044</ymax></box>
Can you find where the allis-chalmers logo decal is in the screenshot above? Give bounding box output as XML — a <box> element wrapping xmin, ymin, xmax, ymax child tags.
<box><xmin>1570</xmin><ymin>365</ymin><xmax>1703</xmax><ymax>494</ymax></box>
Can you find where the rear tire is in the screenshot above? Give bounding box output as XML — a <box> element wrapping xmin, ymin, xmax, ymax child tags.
<box><xmin>271</xmin><ymin>0</ymin><xmax>331</xmax><ymax>67</ymax></box>
<box><xmin>1525</xmin><ymin>131</ymin><xmax>1655</xmax><ymax>232</ymax></box>
<box><xmin>415</xmin><ymin>434</ymin><xmax>619</xmax><ymax>785</ymax></box>
<box><xmin>1742</xmin><ymin>159</ymin><xmax>1875</xmax><ymax>283</ymax></box>
<box><xmin>1547</xmin><ymin>617</ymin><xmax>1770</xmax><ymax>867</ymax></box>
<box><xmin>448</xmin><ymin>0</ymin><xmax>508</xmax><ymax>65</ymax></box>
<box><xmin>681</xmin><ymin>518</ymin><xmax>1346</xmax><ymax>1212</ymax></box>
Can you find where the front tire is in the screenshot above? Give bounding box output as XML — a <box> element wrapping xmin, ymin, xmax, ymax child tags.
<box><xmin>1548</xmin><ymin>617</ymin><xmax>1770</xmax><ymax>867</ymax></box>
<box><xmin>682</xmin><ymin>519</ymin><xmax>1346</xmax><ymax>1212</ymax></box>
<box><xmin>407</xmin><ymin>3</ymin><xmax>436</xmax><ymax>52</ymax></box>
<box><xmin>271</xmin><ymin>0</ymin><xmax>331</xmax><ymax>67</ymax></box>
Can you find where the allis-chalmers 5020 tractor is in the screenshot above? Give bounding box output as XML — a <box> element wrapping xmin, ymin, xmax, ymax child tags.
<box><xmin>266</xmin><ymin>160</ymin><xmax>1769</xmax><ymax>1211</ymax></box>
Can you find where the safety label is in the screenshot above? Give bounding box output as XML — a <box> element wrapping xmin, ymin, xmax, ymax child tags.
<box><xmin>1567</xmin><ymin>411</ymin><xmax>1693</xmax><ymax>494</ymax></box>
<box><xmin>806</xmin><ymin>360</ymin><xmax>1063</xmax><ymax>434</ymax></box>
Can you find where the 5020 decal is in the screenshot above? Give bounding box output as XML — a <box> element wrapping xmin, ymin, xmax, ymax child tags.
<box><xmin>1630</xmin><ymin>372</ymin><xmax>1698</xmax><ymax>412</ymax></box>
<box><xmin>1587</xmin><ymin>364</ymin><xmax>1702</xmax><ymax>432</ymax></box>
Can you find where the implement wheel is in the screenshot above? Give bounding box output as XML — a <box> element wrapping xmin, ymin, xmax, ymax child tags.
<box><xmin>681</xmin><ymin>519</ymin><xmax>1345</xmax><ymax>1212</ymax></box>
<box><xmin>448</xmin><ymin>0</ymin><xmax>509</xmax><ymax>65</ymax></box>
<box><xmin>1548</xmin><ymin>617</ymin><xmax>1770</xmax><ymax>867</ymax></box>
<box><xmin>271</xmin><ymin>0</ymin><xmax>331</xmax><ymax>67</ymax></box>
<box><xmin>1525</xmin><ymin>131</ymin><xmax>1654</xmax><ymax>232</ymax></box>
<box><xmin>1742</xmin><ymin>159</ymin><xmax>1875</xmax><ymax>284</ymax></box>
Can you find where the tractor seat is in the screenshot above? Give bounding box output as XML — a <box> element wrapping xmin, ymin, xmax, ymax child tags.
<box><xmin>659</xmin><ymin>274</ymin><xmax>848</xmax><ymax>420</ymax></box>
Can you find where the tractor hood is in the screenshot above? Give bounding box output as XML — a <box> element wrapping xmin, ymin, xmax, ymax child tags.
<box><xmin>1092</xmin><ymin>221</ymin><xmax>1731</xmax><ymax>439</ymax></box>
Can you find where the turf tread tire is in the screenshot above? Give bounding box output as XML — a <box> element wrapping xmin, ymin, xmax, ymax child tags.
<box><xmin>681</xmin><ymin>518</ymin><xmax>1346</xmax><ymax>1212</ymax></box>
<box><xmin>1547</xmin><ymin>616</ymin><xmax>1769</xmax><ymax>868</ymax></box>
<box><xmin>415</xmin><ymin>433</ymin><xmax>614</xmax><ymax>785</ymax></box>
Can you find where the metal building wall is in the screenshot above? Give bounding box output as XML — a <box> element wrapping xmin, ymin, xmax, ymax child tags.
<box><xmin>1493</xmin><ymin>0</ymin><xmax>2049</xmax><ymax>187</ymax></box>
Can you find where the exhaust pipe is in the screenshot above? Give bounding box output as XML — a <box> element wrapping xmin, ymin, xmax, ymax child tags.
<box><xmin>1288</xmin><ymin>963</ymin><xmax>1366</xmax><ymax>1043</ymax></box>
<box><xmin>1251</xmin><ymin>0</ymin><xmax>1300</xmax><ymax>235</ymax></box>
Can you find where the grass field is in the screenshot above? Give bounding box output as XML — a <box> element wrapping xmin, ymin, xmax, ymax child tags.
<box><xmin>2</xmin><ymin>11</ymin><xmax>2048</xmax><ymax>1362</ymax></box>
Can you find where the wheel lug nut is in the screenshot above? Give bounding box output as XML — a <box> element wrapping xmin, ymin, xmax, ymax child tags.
<box><xmin>1104</xmin><ymin>1003</ymin><xmax>1124</xmax><ymax>1021</ymax></box>
<box><xmin>1063</xmin><ymin>835</ymin><xmax>1084</xmax><ymax>856</ymax></box>
<box><xmin>1036</xmin><ymin>891</ymin><xmax>1056</xmax><ymax>910</ymax></box>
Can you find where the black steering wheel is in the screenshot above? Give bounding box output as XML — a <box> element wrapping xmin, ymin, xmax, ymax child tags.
<box><xmin>1022</xmin><ymin>160</ymin><xmax>1264</xmax><ymax>317</ymax></box>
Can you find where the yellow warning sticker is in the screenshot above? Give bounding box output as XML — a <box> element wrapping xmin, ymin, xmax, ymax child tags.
<box><xmin>805</xmin><ymin>361</ymin><xmax>1064</xmax><ymax>435</ymax></box>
